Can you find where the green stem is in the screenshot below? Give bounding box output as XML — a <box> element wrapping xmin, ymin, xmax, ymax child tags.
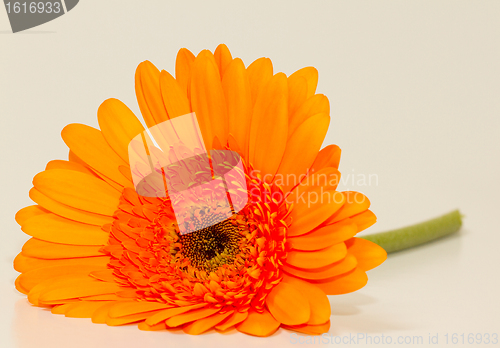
<box><xmin>361</xmin><ymin>210</ymin><xmax>463</xmax><ymax>253</ymax></box>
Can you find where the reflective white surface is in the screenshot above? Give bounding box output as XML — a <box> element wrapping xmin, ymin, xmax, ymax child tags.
<box><xmin>1</xmin><ymin>1</ymin><xmax>499</xmax><ymax>347</ymax></box>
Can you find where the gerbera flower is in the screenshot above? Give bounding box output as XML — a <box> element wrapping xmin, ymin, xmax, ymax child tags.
<box><xmin>14</xmin><ymin>44</ymin><xmax>387</xmax><ymax>336</ymax></box>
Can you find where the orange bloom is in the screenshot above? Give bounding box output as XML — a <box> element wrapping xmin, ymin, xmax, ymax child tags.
<box><xmin>14</xmin><ymin>44</ymin><xmax>386</xmax><ymax>336</ymax></box>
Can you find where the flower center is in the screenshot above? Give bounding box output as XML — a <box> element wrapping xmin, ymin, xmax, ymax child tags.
<box><xmin>104</xmin><ymin>158</ymin><xmax>291</xmax><ymax>310</ymax></box>
<box><xmin>178</xmin><ymin>218</ymin><xmax>243</xmax><ymax>273</ymax></box>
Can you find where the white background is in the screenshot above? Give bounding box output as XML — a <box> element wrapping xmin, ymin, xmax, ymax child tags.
<box><xmin>1</xmin><ymin>1</ymin><xmax>499</xmax><ymax>347</ymax></box>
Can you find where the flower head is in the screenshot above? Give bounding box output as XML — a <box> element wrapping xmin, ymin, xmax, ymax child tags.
<box><xmin>15</xmin><ymin>44</ymin><xmax>386</xmax><ymax>336</ymax></box>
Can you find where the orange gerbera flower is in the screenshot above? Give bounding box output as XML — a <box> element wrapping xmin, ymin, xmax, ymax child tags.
<box><xmin>14</xmin><ymin>44</ymin><xmax>387</xmax><ymax>336</ymax></box>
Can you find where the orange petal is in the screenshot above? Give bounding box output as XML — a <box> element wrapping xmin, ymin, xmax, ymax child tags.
<box><xmin>67</xmin><ymin>151</ymin><xmax>116</xmax><ymax>187</ymax></box>
<box><xmin>165</xmin><ymin>307</ymin><xmax>221</xmax><ymax>327</ymax></box>
<box><xmin>14</xmin><ymin>276</ymin><xmax>29</xmax><ymax>295</ymax></box>
<box><xmin>80</xmin><ymin>294</ymin><xmax>123</xmax><ymax>301</ymax></box>
<box><xmin>79</xmin><ymin>294</ymin><xmax>123</xmax><ymax>303</ymax></box>
<box><xmin>345</xmin><ymin>237</ymin><xmax>387</xmax><ymax>271</ymax></box>
<box><xmin>191</xmin><ymin>50</ymin><xmax>228</xmax><ymax>149</ymax></box>
<box><xmin>222</xmin><ymin>58</ymin><xmax>252</xmax><ymax>156</ymax></box>
<box><xmin>28</xmin><ymin>274</ymin><xmax>118</xmax><ymax>306</ymax></box>
<box><xmin>288</xmin><ymin>218</ymin><xmax>358</xmax><ymax>251</ymax></box>
<box><xmin>29</xmin><ymin>188</ymin><xmax>113</xmax><ymax>226</ymax></box>
<box><xmin>215</xmin><ymin>311</ymin><xmax>248</xmax><ymax>331</ymax></box>
<box><xmin>38</xmin><ymin>279</ymin><xmax>122</xmax><ymax>304</ymax></box>
<box><xmin>211</xmin><ymin>136</ymin><xmax>223</xmax><ymax>151</ymax></box>
<box><xmin>286</xmin><ymin>242</ymin><xmax>347</xmax><ymax>269</ymax></box>
<box><xmin>33</xmin><ymin>169</ymin><xmax>121</xmax><ymax>216</ymax></box>
<box><xmin>90</xmin><ymin>269</ymin><xmax>115</xmax><ymax>282</ymax></box>
<box><xmin>159</xmin><ymin>70</ymin><xmax>191</xmax><ymax>118</ymax></box>
<box><xmin>17</xmin><ymin>264</ymin><xmax>107</xmax><ymax>293</ymax></box>
<box><xmin>145</xmin><ymin>303</ymin><xmax>207</xmax><ymax>326</ymax></box>
<box><xmin>135</xmin><ymin>60</ymin><xmax>168</xmax><ymax>128</ymax></box>
<box><xmin>183</xmin><ymin>310</ymin><xmax>234</xmax><ymax>335</ymax></box>
<box><xmin>68</xmin><ymin>150</ymin><xmax>86</xmax><ymax>165</ymax></box>
<box><xmin>61</xmin><ymin>124</ymin><xmax>130</xmax><ymax>188</ymax></box>
<box><xmin>21</xmin><ymin>213</ymin><xmax>109</xmax><ymax>246</ymax></box>
<box><xmin>45</xmin><ymin>159</ymin><xmax>95</xmax><ymax>176</ymax></box>
<box><xmin>21</xmin><ymin>238</ymin><xmax>104</xmax><ymax>259</ymax></box>
<box><xmin>64</xmin><ymin>301</ymin><xmax>113</xmax><ymax>318</ymax></box>
<box><xmin>27</xmin><ymin>275</ymin><xmax>81</xmax><ymax>305</ymax></box>
<box><xmin>158</xmin><ymin>69</ymin><xmax>206</xmax><ymax>154</ymax></box>
<box><xmin>282</xmin><ymin>275</ymin><xmax>330</xmax><ymax>325</ymax></box>
<box><xmin>286</xmin><ymin>167</ymin><xmax>341</xmax><ymax>203</ymax></box>
<box><xmin>118</xmin><ymin>165</ymin><xmax>133</xmax><ymax>183</ymax></box>
<box><xmin>97</xmin><ymin>98</ymin><xmax>145</xmax><ymax>163</ymax></box>
<box><xmin>51</xmin><ymin>303</ymin><xmax>72</xmax><ymax>315</ymax></box>
<box><xmin>227</xmin><ymin>133</ymin><xmax>243</xmax><ymax>157</ymax></box>
<box><xmin>310</xmin><ymin>144</ymin><xmax>341</xmax><ymax>172</ymax></box>
<box><xmin>66</xmin><ymin>154</ymin><xmax>122</xmax><ymax>194</ymax></box>
<box><xmin>106</xmin><ymin>311</ymin><xmax>164</xmax><ymax>326</ymax></box>
<box><xmin>91</xmin><ymin>302</ymin><xmax>119</xmax><ymax>324</ymax></box>
<box><xmin>350</xmin><ymin>210</ymin><xmax>377</xmax><ymax>232</ymax></box>
<box><xmin>138</xmin><ymin>321</ymin><xmax>167</xmax><ymax>331</ymax></box>
<box><xmin>283</xmin><ymin>320</ymin><xmax>331</xmax><ymax>335</ymax></box>
<box><xmin>288</xmin><ymin>67</ymin><xmax>318</xmax><ymax>99</ymax></box>
<box><xmin>266</xmin><ymin>281</ymin><xmax>310</xmax><ymax>325</ymax></box>
<box><xmin>323</xmin><ymin>191</ymin><xmax>371</xmax><ymax>225</ymax></box>
<box><xmin>15</xmin><ymin>205</ymin><xmax>48</xmax><ymax>226</ymax></box>
<box><xmin>214</xmin><ymin>43</ymin><xmax>232</xmax><ymax>78</ymax></box>
<box><xmin>236</xmin><ymin>309</ymin><xmax>280</xmax><ymax>337</ymax></box>
<box><xmin>283</xmin><ymin>253</ymin><xmax>357</xmax><ymax>280</ymax></box>
<box><xmin>309</xmin><ymin>267</ymin><xmax>368</xmax><ymax>295</ymax></box>
<box><xmin>287</xmin><ymin>186</ymin><xmax>345</xmax><ymax>237</ymax></box>
<box><xmin>289</xmin><ymin>94</ymin><xmax>329</xmax><ymax>139</ymax></box>
<box><xmin>14</xmin><ymin>253</ymin><xmax>108</xmax><ymax>273</ymax></box>
<box><xmin>108</xmin><ymin>301</ymin><xmax>172</xmax><ymax>318</ymax></box>
<box><xmin>175</xmin><ymin>48</ymin><xmax>196</xmax><ymax>97</ymax></box>
<box><xmin>249</xmin><ymin>72</ymin><xmax>288</xmax><ymax>178</ymax></box>
<box><xmin>246</xmin><ymin>57</ymin><xmax>273</xmax><ymax>105</ymax></box>
<box><xmin>287</xmin><ymin>76</ymin><xmax>308</xmax><ymax>118</ymax></box>
<box><xmin>94</xmin><ymin>173</ymin><xmax>123</xmax><ymax>192</ymax></box>
<box><xmin>275</xmin><ymin>113</ymin><xmax>330</xmax><ymax>192</ymax></box>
